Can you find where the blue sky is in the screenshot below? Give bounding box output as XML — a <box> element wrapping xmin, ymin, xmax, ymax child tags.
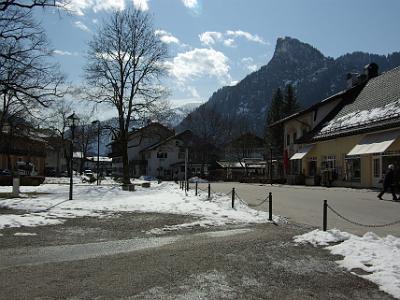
<box><xmin>35</xmin><ymin>0</ymin><xmax>400</xmax><ymax>118</ymax></box>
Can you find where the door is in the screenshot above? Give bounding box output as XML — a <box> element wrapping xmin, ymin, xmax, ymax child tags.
<box><xmin>372</xmin><ymin>157</ymin><xmax>382</xmax><ymax>188</ymax></box>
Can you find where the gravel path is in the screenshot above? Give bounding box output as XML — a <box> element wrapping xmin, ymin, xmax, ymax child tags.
<box><xmin>0</xmin><ymin>213</ymin><xmax>394</xmax><ymax>299</ymax></box>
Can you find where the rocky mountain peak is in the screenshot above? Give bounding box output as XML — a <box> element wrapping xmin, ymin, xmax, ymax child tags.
<box><xmin>272</xmin><ymin>36</ymin><xmax>327</xmax><ymax>65</ymax></box>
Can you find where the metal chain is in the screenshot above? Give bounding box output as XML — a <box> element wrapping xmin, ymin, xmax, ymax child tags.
<box><xmin>327</xmin><ymin>204</ymin><xmax>400</xmax><ymax>228</ymax></box>
<box><xmin>234</xmin><ymin>192</ymin><xmax>248</xmax><ymax>206</ymax></box>
<box><xmin>249</xmin><ymin>197</ymin><xmax>270</xmax><ymax>207</ymax></box>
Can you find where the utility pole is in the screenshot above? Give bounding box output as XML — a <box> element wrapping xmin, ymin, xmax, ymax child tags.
<box><xmin>185</xmin><ymin>147</ymin><xmax>188</xmax><ymax>195</ymax></box>
<box><xmin>92</xmin><ymin>120</ymin><xmax>101</xmax><ymax>186</ymax></box>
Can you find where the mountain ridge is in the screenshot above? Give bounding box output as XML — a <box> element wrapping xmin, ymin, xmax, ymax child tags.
<box><xmin>177</xmin><ymin>37</ymin><xmax>400</xmax><ymax>136</ymax></box>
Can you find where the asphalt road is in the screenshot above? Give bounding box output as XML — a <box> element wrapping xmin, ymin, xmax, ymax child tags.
<box><xmin>196</xmin><ymin>182</ymin><xmax>400</xmax><ymax>236</ymax></box>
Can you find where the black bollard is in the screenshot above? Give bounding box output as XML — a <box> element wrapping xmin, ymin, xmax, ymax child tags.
<box><xmin>323</xmin><ymin>200</ymin><xmax>328</xmax><ymax>231</ymax></box>
<box><xmin>195</xmin><ymin>182</ymin><xmax>198</xmax><ymax>196</ymax></box>
<box><xmin>268</xmin><ymin>192</ymin><xmax>272</xmax><ymax>221</ymax></box>
<box><xmin>208</xmin><ymin>183</ymin><xmax>211</xmax><ymax>199</ymax></box>
<box><xmin>232</xmin><ymin>188</ymin><xmax>235</xmax><ymax>208</ymax></box>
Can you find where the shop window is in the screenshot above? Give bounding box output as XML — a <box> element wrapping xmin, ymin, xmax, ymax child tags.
<box><xmin>345</xmin><ymin>156</ymin><xmax>361</xmax><ymax>182</ymax></box>
<box><xmin>321</xmin><ymin>155</ymin><xmax>336</xmax><ymax>170</ymax></box>
<box><xmin>290</xmin><ymin>159</ymin><xmax>302</xmax><ymax>175</ymax></box>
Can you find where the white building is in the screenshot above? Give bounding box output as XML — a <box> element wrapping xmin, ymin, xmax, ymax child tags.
<box><xmin>109</xmin><ymin>123</ymin><xmax>174</xmax><ymax>177</ymax></box>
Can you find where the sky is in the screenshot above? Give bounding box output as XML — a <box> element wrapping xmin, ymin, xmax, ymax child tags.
<box><xmin>35</xmin><ymin>0</ymin><xmax>400</xmax><ymax>119</ymax></box>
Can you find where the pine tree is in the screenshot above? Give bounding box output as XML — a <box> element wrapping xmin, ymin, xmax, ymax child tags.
<box><xmin>283</xmin><ymin>84</ymin><xmax>300</xmax><ymax>117</ymax></box>
<box><xmin>265</xmin><ymin>88</ymin><xmax>284</xmax><ymax>155</ymax></box>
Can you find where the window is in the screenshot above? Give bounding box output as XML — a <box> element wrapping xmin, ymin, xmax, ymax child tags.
<box><xmin>178</xmin><ymin>151</ymin><xmax>185</xmax><ymax>159</ymax></box>
<box><xmin>373</xmin><ymin>158</ymin><xmax>380</xmax><ymax>178</ymax></box>
<box><xmin>293</xmin><ymin>132</ymin><xmax>297</xmax><ymax>142</ymax></box>
<box><xmin>157</xmin><ymin>152</ymin><xmax>167</xmax><ymax>159</ymax></box>
<box><xmin>286</xmin><ymin>134</ymin><xmax>290</xmax><ymax>146</ymax></box>
<box><xmin>321</xmin><ymin>155</ymin><xmax>336</xmax><ymax>170</ymax></box>
<box><xmin>308</xmin><ymin>157</ymin><xmax>317</xmax><ymax>176</ymax></box>
<box><xmin>180</xmin><ymin>166</ymin><xmax>185</xmax><ymax>172</ymax></box>
<box><xmin>345</xmin><ymin>156</ymin><xmax>361</xmax><ymax>182</ymax></box>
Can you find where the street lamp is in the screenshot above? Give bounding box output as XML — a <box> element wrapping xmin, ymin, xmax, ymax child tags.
<box><xmin>92</xmin><ymin>120</ymin><xmax>101</xmax><ymax>186</ymax></box>
<box><xmin>67</xmin><ymin>112</ymin><xmax>79</xmax><ymax>200</ymax></box>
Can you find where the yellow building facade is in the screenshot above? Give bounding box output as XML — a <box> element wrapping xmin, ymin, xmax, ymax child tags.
<box><xmin>280</xmin><ymin>64</ymin><xmax>400</xmax><ymax>189</ymax></box>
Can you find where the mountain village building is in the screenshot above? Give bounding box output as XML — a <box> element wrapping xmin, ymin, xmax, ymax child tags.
<box><xmin>109</xmin><ymin>122</ymin><xmax>174</xmax><ymax>177</ymax></box>
<box><xmin>273</xmin><ymin>64</ymin><xmax>400</xmax><ymax>188</ymax></box>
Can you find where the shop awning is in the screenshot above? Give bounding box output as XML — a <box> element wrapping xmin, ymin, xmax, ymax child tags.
<box><xmin>290</xmin><ymin>144</ymin><xmax>314</xmax><ymax>160</ymax></box>
<box><xmin>347</xmin><ymin>130</ymin><xmax>400</xmax><ymax>156</ymax></box>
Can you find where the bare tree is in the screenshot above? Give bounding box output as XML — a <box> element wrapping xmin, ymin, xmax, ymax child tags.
<box><xmin>45</xmin><ymin>99</ymin><xmax>72</xmax><ymax>175</ymax></box>
<box><xmin>85</xmin><ymin>9</ymin><xmax>168</xmax><ymax>184</ymax></box>
<box><xmin>74</xmin><ymin>116</ymin><xmax>97</xmax><ymax>173</ymax></box>
<box><xmin>0</xmin><ymin>0</ymin><xmax>67</xmax><ymax>11</ymax></box>
<box><xmin>0</xmin><ymin>7</ymin><xmax>64</xmax><ymax>136</ymax></box>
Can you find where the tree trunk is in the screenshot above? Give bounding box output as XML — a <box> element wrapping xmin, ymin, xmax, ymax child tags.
<box><xmin>121</xmin><ymin>134</ymin><xmax>130</xmax><ymax>184</ymax></box>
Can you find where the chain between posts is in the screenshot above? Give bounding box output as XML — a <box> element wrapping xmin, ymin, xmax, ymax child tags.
<box><xmin>327</xmin><ymin>203</ymin><xmax>400</xmax><ymax>228</ymax></box>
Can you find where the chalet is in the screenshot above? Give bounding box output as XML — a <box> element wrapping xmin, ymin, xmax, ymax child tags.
<box><xmin>108</xmin><ymin>122</ymin><xmax>174</xmax><ymax>177</ymax></box>
<box><xmin>273</xmin><ymin>64</ymin><xmax>400</xmax><ymax>188</ymax></box>
<box><xmin>224</xmin><ymin>133</ymin><xmax>265</xmax><ymax>161</ymax></box>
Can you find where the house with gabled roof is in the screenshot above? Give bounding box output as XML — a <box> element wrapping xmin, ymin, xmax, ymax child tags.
<box><xmin>108</xmin><ymin>122</ymin><xmax>174</xmax><ymax>177</ymax></box>
<box><xmin>140</xmin><ymin>130</ymin><xmax>214</xmax><ymax>180</ymax></box>
<box><xmin>272</xmin><ymin>63</ymin><xmax>400</xmax><ymax>188</ymax></box>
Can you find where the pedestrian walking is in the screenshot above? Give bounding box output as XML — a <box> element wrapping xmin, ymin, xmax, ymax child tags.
<box><xmin>378</xmin><ymin>164</ymin><xmax>397</xmax><ymax>201</ymax></box>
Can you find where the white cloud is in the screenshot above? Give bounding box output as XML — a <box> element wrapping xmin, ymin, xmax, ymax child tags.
<box><xmin>226</xmin><ymin>30</ymin><xmax>266</xmax><ymax>44</ymax></box>
<box><xmin>155</xmin><ymin>30</ymin><xmax>180</xmax><ymax>45</ymax></box>
<box><xmin>62</xmin><ymin>0</ymin><xmax>92</xmax><ymax>16</ymax></box>
<box><xmin>223</xmin><ymin>38</ymin><xmax>235</xmax><ymax>47</ymax></box>
<box><xmin>181</xmin><ymin>0</ymin><xmax>197</xmax><ymax>9</ymax></box>
<box><xmin>63</xmin><ymin>0</ymin><xmax>125</xmax><ymax>15</ymax></box>
<box><xmin>165</xmin><ymin>48</ymin><xmax>231</xmax><ymax>84</ymax></box>
<box><xmin>54</xmin><ymin>50</ymin><xmax>79</xmax><ymax>56</ymax></box>
<box><xmin>133</xmin><ymin>0</ymin><xmax>149</xmax><ymax>11</ymax></box>
<box><xmin>199</xmin><ymin>30</ymin><xmax>267</xmax><ymax>47</ymax></box>
<box><xmin>241</xmin><ymin>57</ymin><xmax>258</xmax><ymax>72</ymax></box>
<box><xmin>93</xmin><ymin>0</ymin><xmax>125</xmax><ymax>12</ymax></box>
<box><xmin>199</xmin><ymin>31</ymin><xmax>223</xmax><ymax>46</ymax></box>
<box><xmin>187</xmin><ymin>86</ymin><xmax>200</xmax><ymax>98</ymax></box>
<box><xmin>92</xmin><ymin>18</ymin><xmax>98</xmax><ymax>24</ymax></box>
<box><xmin>229</xmin><ymin>80</ymin><xmax>239</xmax><ymax>86</ymax></box>
<box><xmin>74</xmin><ymin>21</ymin><xmax>91</xmax><ymax>33</ymax></box>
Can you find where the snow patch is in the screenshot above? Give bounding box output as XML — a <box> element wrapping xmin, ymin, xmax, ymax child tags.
<box><xmin>14</xmin><ymin>232</ymin><xmax>37</xmax><ymax>236</ymax></box>
<box><xmin>294</xmin><ymin>229</ymin><xmax>400</xmax><ymax>298</ymax></box>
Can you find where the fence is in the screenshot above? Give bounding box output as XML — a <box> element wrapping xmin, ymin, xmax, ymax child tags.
<box><xmin>322</xmin><ymin>200</ymin><xmax>400</xmax><ymax>231</ymax></box>
<box><xmin>177</xmin><ymin>180</ymin><xmax>274</xmax><ymax>221</ymax></box>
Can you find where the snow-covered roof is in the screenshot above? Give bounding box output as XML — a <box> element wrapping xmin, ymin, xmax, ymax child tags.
<box><xmin>305</xmin><ymin>66</ymin><xmax>400</xmax><ymax>141</ymax></box>
<box><xmin>87</xmin><ymin>156</ymin><xmax>112</xmax><ymax>162</ymax></box>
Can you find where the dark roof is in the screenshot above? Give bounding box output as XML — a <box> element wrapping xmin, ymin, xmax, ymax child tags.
<box><xmin>302</xmin><ymin>66</ymin><xmax>400</xmax><ymax>142</ymax></box>
<box><xmin>269</xmin><ymin>84</ymin><xmax>364</xmax><ymax>128</ymax></box>
<box><xmin>225</xmin><ymin>133</ymin><xmax>264</xmax><ymax>148</ymax></box>
<box><xmin>140</xmin><ymin>130</ymin><xmax>193</xmax><ymax>152</ymax></box>
<box><xmin>128</xmin><ymin>122</ymin><xmax>174</xmax><ymax>138</ymax></box>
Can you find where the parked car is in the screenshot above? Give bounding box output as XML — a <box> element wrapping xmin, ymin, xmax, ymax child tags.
<box><xmin>83</xmin><ymin>169</ymin><xmax>94</xmax><ymax>177</ymax></box>
<box><xmin>0</xmin><ymin>169</ymin><xmax>11</xmax><ymax>176</ymax></box>
<box><xmin>138</xmin><ymin>175</ymin><xmax>158</xmax><ymax>182</ymax></box>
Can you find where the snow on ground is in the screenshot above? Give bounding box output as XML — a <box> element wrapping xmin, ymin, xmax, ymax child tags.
<box><xmin>294</xmin><ymin>229</ymin><xmax>400</xmax><ymax>299</ymax></box>
<box><xmin>14</xmin><ymin>232</ymin><xmax>37</xmax><ymax>236</ymax></box>
<box><xmin>0</xmin><ymin>182</ymin><xmax>280</xmax><ymax>232</ymax></box>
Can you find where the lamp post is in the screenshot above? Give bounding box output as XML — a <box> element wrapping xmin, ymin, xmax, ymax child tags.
<box><xmin>92</xmin><ymin>120</ymin><xmax>101</xmax><ymax>186</ymax></box>
<box><xmin>270</xmin><ymin>147</ymin><xmax>273</xmax><ymax>186</ymax></box>
<box><xmin>67</xmin><ymin>113</ymin><xmax>79</xmax><ymax>200</ymax></box>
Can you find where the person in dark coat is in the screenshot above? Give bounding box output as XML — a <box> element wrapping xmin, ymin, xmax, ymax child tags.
<box><xmin>378</xmin><ymin>164</ymin><xmax>397</xmax><ymax>200</ymax></box>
